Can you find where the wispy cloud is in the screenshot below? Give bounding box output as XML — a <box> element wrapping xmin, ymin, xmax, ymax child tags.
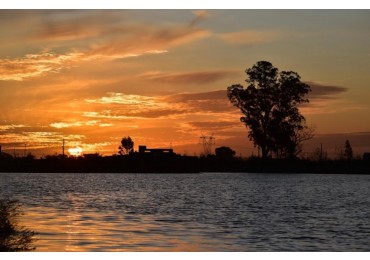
<box><xmin>50</xmin><ymin>120</ymin><xmax>114</xmax><ymax>128</ymax></box>
<box><xmin>187</xmin><ymin>121</ymin><xmax>241</xmax><ymax>131</ymax></box>
<box><xmin>0</xmin><ymin>10</ymin><xmax>210</xmax><ymax>81</ymax></box>
<box><xmin>165</xmin><ymin>90</ymin><xmax>227</xmax><ymax>102</ymax></box>
<box><xmin>219</xmin><ymin>30</ymin><xmax>281</xmax><ymax>45</ymax></box>
<box><xmin>0</xmin><ymin>130</ymin><xmax>84</xmax><ymax>148</ymax></box>
<box><xmin>0</xmin><ymin>52</ymin><xmax>83</xmax><ymax>81</ymax></box>
<box><xmin>306</xmin><ymin>81</ymin><xmax>348</xmax><ymax>99</ymax></box>
<box><xmin>82</xmin><ymin>90</ymin><xmax>233</xmax><ymax>120</ymax></box>
<box><xmin>298</xmin><ymin>82</ymin><xmax>361</xmax><ymax>115</ymax></box>
<box><xmin>0</xmin><ymin>50</ymin><xmax>169</xmax><ymax>81</ymax></box>
<box><xmin>142</xmin><ymin>70</ymin><xmax>238</xmax><ymax>85</ymax></box>
<box><xmin>85</xmin><ymin>93</ymin><xmax>158</xmax><ymax>105</ymax></box>
<box><xmin>82</xmin><ymin>111</ymin><xmax>135</xmax><ymax>120</ymax></box>
<box><xmin>0</xmin><ymin>124</ymin><xmax>28</xmax><ymax>131</ymax></box>
<box><xmin>301</xmin><ymin>98</ymin><xmax>367</xmax><ymax>115</ymax></box>
<box><xmin>189</xmin><ymin>10</ymin><xmax>211</xmax><ymax>27</ymax></box>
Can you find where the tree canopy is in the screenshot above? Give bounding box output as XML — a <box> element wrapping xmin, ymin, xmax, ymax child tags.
<box><xmin>215</xmin><ymin>146</ymin><xmax>236</xmax><ymax>159</ymax></box>
<box><xmin>227</xmin><ymin>61</ymin><xmax>311</xmax><ymax>159</ymax></box>
<box><xmin>119</xmin><ymin>136</ymin><xmax>134</xmax><ymax>155</ymax></box>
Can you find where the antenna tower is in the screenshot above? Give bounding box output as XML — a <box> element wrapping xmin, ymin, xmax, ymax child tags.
<box><xmin>199</xmin><ymin>134</ymin><xmax>215</xmax><ymax>156</ymax></box>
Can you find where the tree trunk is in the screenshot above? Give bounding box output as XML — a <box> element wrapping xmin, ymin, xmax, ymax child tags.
<box><xmin>261</xmin><ymin>146</ymin><xmax>269</xmax><ymax>159</ymax></box>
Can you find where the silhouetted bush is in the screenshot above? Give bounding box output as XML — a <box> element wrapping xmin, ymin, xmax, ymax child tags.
<box><xmin>0</xmin><ymin>199</ymin><xmax>36</xmax><ymax>251</ymax></box>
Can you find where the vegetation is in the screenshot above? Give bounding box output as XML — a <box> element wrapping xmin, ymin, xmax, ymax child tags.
<box><xmin>1</xmin><ymin>150</ymin><xmax>369</xmax><ymax>174</ymax></box>
<box><xmin>215</xmin><ymin>146</ymin><xmax>236</xmax><ymax>159</ymax></box>
<box><xmin>227</xmin><ymin>61</ymin><xmax>312</xmax><ymax>159</ymax></box>
<box><xmin>118</xmin><ymin>136</ymin><xmax>134</xmax><ymax>155</ymax></box>
<box><xmin>0</xmin><ymin>199</ymin><xmax>36</xmax><ymax>252</ymax></box>
<box><xmin>344</xmin><ymin>140</ymin><xmax>353</xmax><ymax>160</ymax></box>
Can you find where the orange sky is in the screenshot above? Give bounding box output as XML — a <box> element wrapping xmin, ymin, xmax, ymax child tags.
<box><xmin>0</xmin><ymin>10</ymin><xmax>369</xmax><ymax>158</ymax></box>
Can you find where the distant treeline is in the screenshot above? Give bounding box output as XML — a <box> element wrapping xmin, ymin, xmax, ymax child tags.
<box><xmin>1</xmin><ymin>152</ymin><xmax>370</xmax><ymax>174</ymax></box>
<box><xmin>0</xmin><ymin>153</ymin><xmax>199</xmax><ymax>173</ymax></box>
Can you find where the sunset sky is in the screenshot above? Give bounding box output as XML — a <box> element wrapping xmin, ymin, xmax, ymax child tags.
<box><xmin>0</xmin><ymin>9</ymin><xmax>369</xmax><ymax>157</ymax></box>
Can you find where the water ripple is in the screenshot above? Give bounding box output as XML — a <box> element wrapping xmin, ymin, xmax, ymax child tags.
<box><xmin>1</xmin><ymin>172</ymin><xmax>370</xmax><ymax>251</ymax></box>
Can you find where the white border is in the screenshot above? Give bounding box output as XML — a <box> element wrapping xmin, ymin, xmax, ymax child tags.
<box><xmin>0</xmin><ymin>0</ymin><xmax>369</xmax><ymax>9</ymax></box>
<box><xmin>3</xmin><ymin>252</ymin><xmax>370</xmax><ymax>260</ymax></box>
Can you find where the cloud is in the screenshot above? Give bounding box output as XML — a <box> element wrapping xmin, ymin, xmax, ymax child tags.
<box><xmin>82</xmin><ymin>90</ymin><xmax>233</xmax><ymax>120</ymax></box>
<box><xmin>298</xmin><ymin>82</ymin><xmax>362</xmax><ymax>115</ymax></box>
<box><xmin>0</xmin><ymin>124</ymin><xmax>28</xmax><ymax>131</ymax></box>
<box><xmin>142</xmin><ymin>70</ymin><xmax>238</xmax><ymax>85</ymax></box>
<box><xmin>0</xmin><ymin>49</ymin><xmax>169</xmax><ymax>81</ymax></box>
<box><xmin>50</xmin><ymin>120</ymin><xmax>101</xmax><ymax>129</ymax></box>
<box><xmin>165</xmin><ymin>90</ymin><xmax>227</xmax><ymax>102</ymax></box>
<box><xmin>79</xmin><ymin>142</ymin><xmax>115</xmax><ymax>153</ymax></box>
<box><xmin>82</xmin><ymin>111</ymin><xmax>135</xmax><ymax>120</ymax></box>
<box><xmin>0</xmin><ymin>52</ymin><xmax>83</xmax><ymax>81</ymax></box>
<box><xmin>0</xmin><ymin>10</ymin><xmax>211</xmax><ymax>81</ymax></box>
<box><xmin>164</xmin><ymin>90</ymin><xmax>235</xmax><ymax>114</ymax></box>
<box><xmin>49</xmin><ymin>120</ymin><xmax>115</xmax><ymax>129</ymax></box>
<box><xmin>0</xmin><ymin>129</ymin><xmax>84</xmax><ymax>149</ymax></box>
<box><xmin>85</xmin><ymin>93</ymin><xmax>158</xmax><ymax>105</ymax></box>
<box><xmin>306</xmin><ymin>82</ymin><xmax>348</xmax><ymax>99</ymax></box>
<box><xmin>99</xmin><ymin>123</ymin><xmax>114</xmax><ymax>127</ymax></box>
<box><xmin>187</xmin><ymin>121</ymin><xmax>241</xmax><ymax>130</ymax></box>
<box><xmin>84</xmin><ymin>26</ymin><xmax>209</xmax><ymax>59</ymax></box>
<box><xmin>219</xmin><ymin>30</ymin><xmax>280</xmax><ymax>45</ymax></box>
<box><xmin>301</xmin><ymin>98</ymin><xmax>366</xmax><ymax>115</ymax></box>
<box><xmin>32</xmin><ymin>11</ymin><xmax>122</xmax><ymax>42</ymax></box>
<box><xmin>189</xmin><ymin>10</ymin><xmax>211</xmax><ymax>27</ymax></box>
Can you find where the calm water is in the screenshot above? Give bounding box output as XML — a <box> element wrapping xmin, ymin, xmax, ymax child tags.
<box><xmin>1</xmin><ymin>172</ymin><xmax>370</xmax><ymax>251</ymax></box>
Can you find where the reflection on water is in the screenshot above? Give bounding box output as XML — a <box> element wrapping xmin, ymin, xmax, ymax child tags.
<box><xmin>1</xmin><ymin>172</ymin><xmax>370</xmax><ymax>251</ymax></box>
<box><xmin>24</xmin><ymin>206</ymin><xmax>216</xmax><ymax>251</ymax></box>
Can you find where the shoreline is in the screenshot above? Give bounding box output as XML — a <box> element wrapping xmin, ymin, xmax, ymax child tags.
<box><xmin>1</xmin><ymin>157</ymin><xmax>369</xmax><ymax>174</ymax></box>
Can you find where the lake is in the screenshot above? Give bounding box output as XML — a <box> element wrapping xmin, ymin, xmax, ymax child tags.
<box><xmin>1</xmin><ymin>172</ymin><xmax>370</xmax><ymax>251</ymax></box>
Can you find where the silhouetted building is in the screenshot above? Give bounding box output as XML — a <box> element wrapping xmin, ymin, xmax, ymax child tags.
<box><xmin>138</xmin><ymin>145</ymin><xmax>174</xmax><ymax>155</ymax></box>
<box><xmin>83</xmin><ymin>153</ymin><xmax>102</xmax><ymax>160</ymax></box>
<box><xmin>363</xmin><ymin>153</ymin><xmax>370</xmax><ymax>161</ymax></box>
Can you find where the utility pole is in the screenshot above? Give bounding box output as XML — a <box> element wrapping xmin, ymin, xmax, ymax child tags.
<box><xmin>24</xmin><ymin>144</ymin><xmax>27</xmax><ymax>157</ymax></box>
<box><xmin>62</xmin><ymin>139</ymin><xmax>65</xmax><ymax>157</ymax></box>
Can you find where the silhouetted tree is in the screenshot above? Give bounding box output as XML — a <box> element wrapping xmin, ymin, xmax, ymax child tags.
<box><xmin>119</xmin><ymin>136</ymin><xmax>134</xmax><ymax>155</ymax></box>
<box><xmin>215</xmin><ymin>146</ymin><xmax>236</xmax><ymax>159</ymax></box>
<box><xmin>0</xmin><ymin>152</ymin><xmax>13</xmax><ymax>160</ymax></box>
<box><xmin>0</xmin><ymin>199</ymin><xmax>36</xmax><ymax>251</ymax></box>
<box><xmin>291</xmin><ymin>125</ymin><xmax>315</xmax><ymax>158</ymax></box>
<box><xmin>335</xmin><ymin>145</ymin><xmax>345</xmax><ymax>160</ymax></box>
<box><xmin>344</xmin><ymin>140</ymin><xmax>353</xmax><ymax>160</ymax></box>
<box><xmin>227</xmin><ymin>61</ymin><xmax>311</xmax><ymax>159</ymax></box>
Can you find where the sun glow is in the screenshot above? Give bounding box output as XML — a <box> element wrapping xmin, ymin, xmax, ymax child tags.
<box><xmin>68</xmin><ymin>147</ymin><xmax>83</xmax><ymax>157</ymax></box>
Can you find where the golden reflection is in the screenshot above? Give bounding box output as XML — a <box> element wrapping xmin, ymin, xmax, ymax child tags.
<box><xmin>21</xmin><ymin>205</ymin><xmax>220</xmax><ymax>252</ymax></box>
